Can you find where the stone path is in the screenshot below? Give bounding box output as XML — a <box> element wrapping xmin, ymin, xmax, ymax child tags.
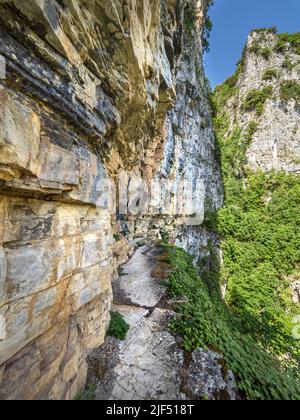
<box><xmin>87</xmin><ymin>241</ymin><xmax>185</xmax><ymax>400</ymax></box>
<box><xmin>86</xmin><ymin>241</ymin><xmax>238</xmax><ymax>401</ymax></box>
<box><xmin>113</xmin><ymin>244</ymin><xmax>166</xmax><ymax>308</ymax></box>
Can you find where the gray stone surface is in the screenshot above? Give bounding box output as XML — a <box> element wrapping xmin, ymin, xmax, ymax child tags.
<box><xmin>291</xmin><ymin>281</ymin><xmax>300</xmax><ymax>304</ymax></box>
<box><xmin>88</xmin><ymin>243</ymin><xmax>185</xmax><ymax>400</ymax></box>
<box><xmin>186</xmin><ymin>349</ymin><xmax>238</xmax><ymax>401</ymax></box>
<box><xmin>87</xmin><ymin>242</ymin><xmax>239</xmax><ymax>401</ymax></box>
<box><xmin>113</xmin><ymin>244</ymin><xmax>166</xmax><ymax>308</ymax></box>
<box><xmin>113</xmin><ymin>305</ymin><xmax>149</xmax><ymax>331</ymax></box>
<box><xmin>224</xmin><ymin>30</ymin><xmax>300</xmax><ymax>174</ymax></box>
<box><xmin>89</xmin><ymin>308</ymin><xmax>184</xmax><ymax>401</ymax></box>
<box><xmin>0</xmin><ymin>0</ymin><xmax>222</xmax><ymax>400</ymax></box>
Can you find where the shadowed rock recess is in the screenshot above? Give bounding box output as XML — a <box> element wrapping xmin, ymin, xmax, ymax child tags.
<box><xmin>0</xmin><ymin>0</ymin><xmax>222</xmax><ymax>400</ymax></box>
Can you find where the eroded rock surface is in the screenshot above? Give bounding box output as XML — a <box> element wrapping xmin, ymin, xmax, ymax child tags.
<box><xmin>87</xmin><ymin>242</ymin><xmax>185</xmax><ymax>400</ymax></box>
<box><xmin>89</xmin><ymin>308</ymin><xmax>185</xmax><ymax>400</ymax></box>
<box><xmin>185</xmin><ymin>349</ymin><xmax>238</xmax><ymax>400</ymax></box>
<box><xmin>113</xmin><ymin>244</ymin><xmax>166</xmax><ymax>308</ymax></box>
<box><xmin>221</xmin><ymin>30</ymin><xmax>300</xmax><ymax>174</ymax></box>
<box><xmin>87</xmin><ymin>242</ymin><xmax>237</xmax><ymax>401</ymax></box>
<box><xmin>0</xmin><ymin>0</ymin><xmax>221</xmax><ymax>400</ymax></box>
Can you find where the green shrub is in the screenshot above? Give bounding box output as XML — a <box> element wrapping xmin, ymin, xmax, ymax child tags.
<box><xmin>260</xmin><ymin>47</ymin><xmax>272</xmax><ymax>60</ymax></box>
<box><xmin>214</xmin><ymin>76</ymin><xmax>237</xmax><ymax>103</ymax></box>
<box><xmin>210</xmin><ymin>71</ymin><xmax>300</xmax><ymax>399</ymax></box>
<box><xmin>74</xmin><ymin>384</ymin><xmax>97</xmax><ymax>401</ymax></box>
<box><xmin>211</xmin><ymin>47</ymin><xmax>247</xmax><ymax>110</ymax></box>
<box><xmin>282</xmin><ymin>58</ymin><xmax>295</xmax><ymax>71</ymax></box>
<box><xmin>202</xmin><ymin>16</ymin><xmax>213</xmax><ymax>53</ymax></box>
<box><xmin>242</xmin><ymin>86</ymin><xmax>273</xmax><ymax>115</ymax></box>
<box><xmin>224</xmin><ymin>74</ymin><xmax>239</xmax><ymax>89</ymax></box>
<box><xmin>218</xmin><ymin>171</ymin><xmax>300</xmax><ymax>330</ymax></box>
<box><xmin>107</xmin><ymin>311</ymin><xmax>130</xmax><ymax>340</ymax></box>
<box><xmin>262</xmin><ymin>68</ymin><xmax>279</xmax><ymax>80</ymax></box>
<box><xmin>184</xmin><ymin>2</ymin><xmax>196</xmax><ymax>38</ymax></box>
<box><xmin>203</xmin><ymin>209</ymin><xmax>218</xmax><ymax>230</ymax></box>
<box><xmin>249</xmin><ymin>44</ymin><xmax>272</xmax><ymax>60</ymax></box>
<box><xmin>249</xmin><ymin>42</ymin><xmax>261</xmax><ymax>54</ymax></box>
<box><xmin>250</xmin><ymin>27</ymin><xmax>278</xmax><ymax>35</ymax></box>
<box><xmin>275</xmin><ymin>40</ymin><xmax>287</xmax><ymax>53</ymax></box>
<box><xmin>163</xmin><ymin>244</ymin><xmax>300</xmax><ymax>400</ymax></box>
<box><xmin>214</xmin><ymin>121</ymin><xmax>257</xmax><ymax>179</ymax></box>
<box><xmin>247</xmin><ymin>31</ymin><xmax>299</xmax><ymax>62</ymax></box>
<box><xmin>278</xmin><ymin>32</ymin><xmax>300</xmax><ymax>55</ymax></box>
<box><xmin>280</xmin><ymin>80</ymin><xmax>300</xmax><ymax>103</ymax></box>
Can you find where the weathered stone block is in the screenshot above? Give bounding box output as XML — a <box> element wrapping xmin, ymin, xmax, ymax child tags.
<box><xmin>66</xmin><ymin>150</ymin><xmax>109</xmax><ymax>207</ymax></box>
<box><xmin>37</xmin><ymin>137</ymin><xmax>80</xmax><ymax>188</ymax></box>
<box><xmin>4</xmin><ymin>236</ymin><xmax>81</xmax><ymax>302</ymax></box>
<box><xmin>0</xmin><ymin>89</ymin><xmax>40</xmax><ymax>180</ymax></box>
<box><xmin>0</xmin><ymin>0</ymin><xmax>221</xmax><ymax>401</ymax></box>
<box><xmin>81</xmin><ymin>233</ymin><xmax>103</xmax><ymax>268</ymax></box>
<box><xmin>0</xmin><ymin>278</ymin><xmax>71</xmax><ymax>365</ymax></box>
<box><xmin>68</xmin><ymin>264</ymin><xmax>112</xmax><ymax>311</ymax></box>
<box><xmin>76</xmin><ymin>291</ymin><xmax>112</xmax><ymax>350</ymax></box>
<box><xmin>0</xmin><ymin>198</ymin><xmax>112</xmax><ymax>244</ymax></box>
<box><xmin>0</xmin><ymin>319</ymin><xmax>70</xmax><ymax>400</ymax></box>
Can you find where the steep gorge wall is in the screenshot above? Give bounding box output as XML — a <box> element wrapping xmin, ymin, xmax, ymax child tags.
<box><xmin>0</xmin><ymin>0</ymin><xmax>221</xmax><ymax>400</ymax></box>
<box><xmin>216</xmin><ymin>29</ymin><xmax>300</xmax><ymax>173</ymax></box>
<box><xmin>213</xmin><ymin>29</ymin><xmax>300</xmax><ymax>319</ymax></box>
<box><xmin>211</xmin><ymin>29</ymin><xmax>300</xmax><ymax>399</ymax></box>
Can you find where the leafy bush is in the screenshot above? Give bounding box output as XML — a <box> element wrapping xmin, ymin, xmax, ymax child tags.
<box><xmin>282</xmin><ymin>58</ymin><xmax>295</xmax><ymax>71</ymax></box>
<box><xmin>182</xmin><ymin>1</ymin><xmax>213</xmax><ymax>52</ymax></box>
<box><xmin>262</xmin><ymin>68</ymin><xmax>279</xmax><ymax>80</ymax></box>
<box><xmin>212</xmin><ymin>46</ymin><xmax>247</xmax><ymax>109</ymax></box>
<box><xmin>280</xmin><ymin>80</ymin><xmax>300</xmax><ymax>103</ymax></box>
<box><xmin>107</xmin><ymin>311</ymin><xmax>130</xmax><ymax>340</ymax></box>
<box><xmin>75</xmin><ymin>384</ymin><xmax>97</xmax><ymax>401</ymax></box>
<box><xmin>218</xmin><ymin>171</ymin><xmax>300</xmax><ymax>350</ymax></box>
<box><xmin>163</xmin><ymin>244</ymin><xmax>300</xmax><ymax>400</ymax></box>
<box><xmin>249</xmin><ymin>43</ymin><xmax>272</xmax><ymax>60</ymax></box>
<box><xmin>113</xmin><ymin>233</ymin><xmax>121</xmax><ymax>242</ymax></box>
<box><xmin>203</xmin><ymin>208</ymin><xmax>218</xmax><ymax>230</ymax></box>
<box><xmin>278</xmin><ymin>32</ymin><xmax>300</xmax><ymax>55</ymax></box>
<box><xmin>202</xmin><ymin>16</ymin><xmax>213</xmax><ymax>52</ymax></box>
<box><xmin>242</xmin><ymin>86</ymin><xmax>273</xmax><ymax>115</ymax></box>
<box><xmin>250</xmin><ymin>27</ymin><xmax>278</xmax><ymax>35</ymax></box>
<box><xmin>249</xmin><ymin>31</ymin><xmax>299</xmax><ymax>57</ymax></box>
<box><xmin>214</xmin><ymin>72</ymin><xmax>240</xmax><ymax>102</ymax></box>
<box><xmin>184</xmin><ymin>2</ymin><xmax>196</xmax><ymax>38</ymax></box>
<box><xmin>249</xmin><ymin>42</ymin><xmax>261</xmax><ymax>54</ymax></box>
<box><xmin>208</xmin><ymin>65</ymin><xmax>300</xmax><ymax>399</ymax></box>
<box><xmin>260</xmin><ymin>47</ymin><xmax>272</xmax><ymax>60</ymax></box>
<box><xmin>212</xmin><ymin>121</ymin><xmax>256</xmax><ymax>180</ymax></box>
<box><xmin>275</xmin><ymin>40</ymin><xmax>288</xmax><ymax>53</ymax></box>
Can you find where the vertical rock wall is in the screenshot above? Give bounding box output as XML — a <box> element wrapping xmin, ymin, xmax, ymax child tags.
<box><xmin>0</xmin><ymin>0</ymin><xmax>221</xmax><ymax>399</ymax></box>
<box><xmin>220</xmin><ymin>29</ymin><xmax>300</xmax><ymax>173</ymax></box>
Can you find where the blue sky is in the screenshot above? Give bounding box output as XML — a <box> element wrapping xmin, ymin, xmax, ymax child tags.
<box><xmin>204</xmin><ymin>0</ymin><xmax>300</xmax><ymax>88</ymax></box>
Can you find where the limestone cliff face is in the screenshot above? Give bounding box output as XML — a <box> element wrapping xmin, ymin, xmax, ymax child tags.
<box><xmin>0</xmin><ymin>0</ymin><xmax>221</xmax><ymax>400</ymax></box>
<box><xmin>218</xmin><ymin>29</ymin><xmax>300</xmax><ymax>174</ymax></box>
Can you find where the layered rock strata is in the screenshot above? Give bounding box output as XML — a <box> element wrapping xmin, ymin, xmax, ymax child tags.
<box><xmin>0</xmin><ymin>0</ymin><xmax>221</xmax><ymax>399</ymax></box>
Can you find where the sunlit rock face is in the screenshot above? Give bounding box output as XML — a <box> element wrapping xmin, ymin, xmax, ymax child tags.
<box><xmin>223</xmin><ymin>30</ymin><xmax>300</xmax><ymax>174</ymax></box>
<box><xmin>0</xmin><ymin>0</ymin><xmax>221</xmax><ymax>399</ymax></box>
